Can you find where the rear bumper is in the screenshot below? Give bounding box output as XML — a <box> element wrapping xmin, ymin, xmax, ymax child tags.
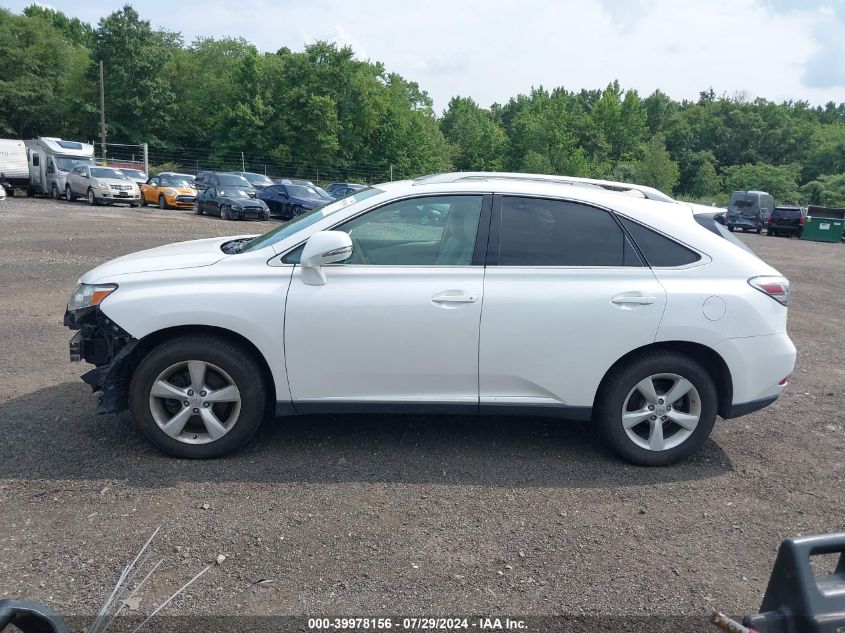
<box><xmin>770</xmin><ymin>225</ymin><xmax>802</xmax><ymax>235</ymax></box>
<box><xmin>722</xmin><ymin>395</ymin><xmax>779</xmax><ymax>419</ymax></box>
<box><xmin>715</xmin><ymin>331</ymin><xmax>796</xmax><ymax>414</ymax></box>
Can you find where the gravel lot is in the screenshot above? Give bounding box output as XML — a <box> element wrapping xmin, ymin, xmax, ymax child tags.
<box><xmin>0</xmin><ymin>197</ymin><xmax>843</xmax><ymax>624</ymax></box>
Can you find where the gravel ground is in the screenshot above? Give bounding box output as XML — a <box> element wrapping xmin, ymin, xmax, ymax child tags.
<box><xmin>0</xmin><ymin>197</ymin><xmax>843</xmax><ymax>623</ymax></box>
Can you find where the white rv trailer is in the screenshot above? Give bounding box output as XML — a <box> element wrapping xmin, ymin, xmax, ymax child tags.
<box><xmin>25</xmin><ymin>137</ymin><xmax>95</xmax><ymax>199</ymax></box>
<box><xmin>0</xmin><ymin>139</ymin><xmax>28</xmax><ymax>193</ymax></box>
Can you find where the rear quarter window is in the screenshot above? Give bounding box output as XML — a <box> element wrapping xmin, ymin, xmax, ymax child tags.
<box><xmin>619</xmin><ymin>217</ymin><xmax>701</xmax><ymax>267</ymax></box>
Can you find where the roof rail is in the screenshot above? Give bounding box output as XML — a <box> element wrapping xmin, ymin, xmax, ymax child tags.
<box><xmin>412</xmin><ymin>172</ymin><xmax>676</xmax><ymax>203</ymax></box>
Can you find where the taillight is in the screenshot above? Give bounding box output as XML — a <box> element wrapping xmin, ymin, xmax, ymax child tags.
<box><xmin>798</xmin><ymin>215</ymin><xmax>804</xmax><ymax>225</ymax></box>
<box><xmin>749</xmin><ymin>276</ymin><xmax>789</xmax><ymax>306</ymax></box>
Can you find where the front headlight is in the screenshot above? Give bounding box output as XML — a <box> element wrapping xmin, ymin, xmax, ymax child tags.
<box><xmin>68</xmin><ymin>283</ymin><xmax>118</xmax><ymax>311</ymax></box>
<box><xmin>166</xmin><ymin>188</ymin><xmax>174</xmax><ymax>196</ymax></box>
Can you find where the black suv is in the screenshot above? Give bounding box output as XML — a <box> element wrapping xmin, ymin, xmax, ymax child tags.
<box><xmin>767</xmin><ymin>206</ymin><xmax>805</xmax><ymax>237</ymax></box>
<box><xmin>194</xmin><ymin>172</ymin><xmax>257</xmax><ymax>198</ymax></box>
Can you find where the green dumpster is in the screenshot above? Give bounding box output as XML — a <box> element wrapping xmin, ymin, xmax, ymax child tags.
<box><xmin>802</xmin><ymin>206</ymin><xmax>845</xmax><ymax>243</ymax></box>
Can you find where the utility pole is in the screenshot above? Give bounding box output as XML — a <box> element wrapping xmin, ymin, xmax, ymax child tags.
<box><xmin>389</xmin><ymin>164</ymin><xmax>394</xmax><ymax>181</ymax></box>
<box><xmin>142</xmin><ymin>143</ymin><xmax>149</xmax><ymax>175</ymax></box>
<box><xmin>241</xmin><ymin>152</ymin><xmax>245</xmax><ymax>172</ymax></box>
<box><xmin>99</xmin><ymin>60</ymin><xmax>107</xmax><ymax>165</ymax></box>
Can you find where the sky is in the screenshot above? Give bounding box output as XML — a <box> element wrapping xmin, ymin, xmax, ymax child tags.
<box><xmin>6</xmin><ymin>0</ymin><xmax>845</xmax><ymax>113</ymax></box>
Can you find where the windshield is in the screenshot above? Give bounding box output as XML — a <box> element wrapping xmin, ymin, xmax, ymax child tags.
<box><xmin>315</xmin><ymin>186</ymin><xmax>333</xmax><ymax>198</ymax></box>
<box><xmin>288</xmin><ymin>185</ymin><xmax>323</xmax><ymax>200</ymax></box>
<box><xmin>242</xmin><ymin>187</ymin><xmax>382</xmax><ymax>253</ymax></box>
<box><xmin>54</xmin><ymin>156</ymin><xmax>93</xmax><ymax>172</ymax></box>
<box><xmin>161</xmin><ymin>177</ymin><xmax>192</xmax><ymax>188</ymax></box>
<box><xmin>120</xmin><ymin>169</ymin><xmax>146</xmax><ymax>179</ymax></box>
<box><xmin>218</xmin><ymin>174</ymin><xmax>251</xmax><ymax>187</ymax></box>
<box><xmin>242</xmin><ymin>173</ymin><xmax>273</xmax><ymax>185</ymax></box>
<box><xmin>91</xmin><ymin>167</ymin><xmax>129</xmax><ymax>179</ymax></box>
<box><xmin>218</xmin><ymin>188</ymin><xmax>251</xmax><ymax>198</ymax></box>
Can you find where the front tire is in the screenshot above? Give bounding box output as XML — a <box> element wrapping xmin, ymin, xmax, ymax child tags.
<box><xmin>158</xmin><ymin>194</ymin><xmax>168</xmax><ymax>209</ymax></box>
<box><xmin>594</xmin><ymin>351</ymin><xmax>717</xmax><ymax>466</ymax></box>
<box><xmin>65</xmin><ymin>185</ymin><xmax>75</xmax><ymax>202</ymax></box>
<box><xmin>220</xmin><ymin>205</ymin><xmax>230</xmax><ymax>220</ymax></box>
<box><xmin>193</xmin><ymin>201</ymin><xmax>202</xmax><ymax>215</ymax></box>
<box><xmin>51</xmin><ymin>184</ymin><xmax>61</xmax><ymax>200</ymax></box>
<box><xmin>129</xmin><ymin>335</ymin><xmax>267</xmax><ymax>458</ymax></box>
<box><xmin>766</xmin><ymin>228</ymin><xmax>773</xmax><ymax>236</ymax></box>
<box><xmin>87</xmin><ymin>188</ymin><xmax>97</xmax><ymax>206</ymax></box>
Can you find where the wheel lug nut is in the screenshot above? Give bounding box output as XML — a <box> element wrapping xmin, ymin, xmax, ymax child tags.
<box><xmin>183</xmin><ymin>400</ymin><xmax>190</xmax><ymax>406</ymax></box>
<box><xmin>658</xmin><ymin>398</ymin><xmax>664</xmax><ymax>404</ymax></box>
<box><xmin>648</xmin><ymin>405</ymin><xmax>655</xmax><ymax>411</ymax></box>
<box><xmin>192</xmin><ymin>408</ymin><xmax>199</xmax><ymax>413</ymax></box>
<box><xmin>200</xmin><ymin>391</ymin><xmax>207</xmax><ymax>397</ymax></box>
<box><xmin>187</xmin><ymin>390</ymin><xmax>194</xmax><ymax>396</ymax></box>
<box><xmin>661</xmin><ymin>415</ymin><xmax>667</xmax><ymax>420</ymax></box>
<box><xmin>650</xmin><ymin>415</ymin><xmax>656</xmax><ymax>420</ymax></box>
<box><xmin>203</xmin><ymin>402</ymin><xmax>210</xmax><ymax>407</ymax></box>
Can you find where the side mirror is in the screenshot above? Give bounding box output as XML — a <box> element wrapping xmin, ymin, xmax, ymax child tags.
<box><xmin>300</xmin><ymin>231</ymin><xmax>353</xmax><ymax>285</ymax></box>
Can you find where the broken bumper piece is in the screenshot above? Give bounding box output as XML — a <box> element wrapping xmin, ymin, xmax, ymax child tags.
<box><xmin>65</xmin><ymin>307</ymin><xmax>137</xmax><ymax>414</ymax></box>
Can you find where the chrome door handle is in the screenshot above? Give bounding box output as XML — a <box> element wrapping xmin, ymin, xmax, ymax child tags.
<box><xmin>611</xmin><ymin>295</ymin><xmax>656</xmax><ymax>305</ymax></box>
<box><xmin>432</xmin><ymin>293</ymin><xmax>478</xmax><ymax>304</ymax></box>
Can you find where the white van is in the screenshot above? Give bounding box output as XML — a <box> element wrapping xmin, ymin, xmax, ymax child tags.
<box><xmin>25</xmin><ymin>137</ymin><xmax>95</xmax><ymax>199</ymax></box>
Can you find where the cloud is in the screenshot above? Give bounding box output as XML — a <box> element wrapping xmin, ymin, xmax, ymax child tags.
<box><xmin>800</xmin><ymin>3</ymin><xmax>845</xmax><ymax>88</ymax></box>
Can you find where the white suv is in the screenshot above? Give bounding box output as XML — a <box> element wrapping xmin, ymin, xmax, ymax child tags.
<box><xmin>64</xmin><ymin>173</ymin><xmax>796</xmax><ymax>465</ymax></box>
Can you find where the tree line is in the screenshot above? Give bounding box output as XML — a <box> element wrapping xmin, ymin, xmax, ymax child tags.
<box><xmin>2</xmin><ymin>4</ymin><xmax>845</xmax><ymax>205</ymax></box>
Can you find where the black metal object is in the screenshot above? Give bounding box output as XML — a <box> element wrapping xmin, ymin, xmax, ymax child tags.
<box><xmin>745</xmin><ymin>532</ymin><xmax>845</xmax><ymax>633</ymax></box>
<box><xmin>0</xmin><ymin>600</ymin><xmax>69</xmax><ymax>633</ymax></box>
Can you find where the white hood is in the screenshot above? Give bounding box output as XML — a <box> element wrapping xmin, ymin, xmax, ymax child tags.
<box><xmin>80</xmin><ymin>235</ymin><xmax>256</xmax><ymax>283</ymax></box>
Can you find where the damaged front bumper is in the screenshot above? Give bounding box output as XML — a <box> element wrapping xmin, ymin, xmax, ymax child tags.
<box><xmin>64</xmin><ymin>306</ymin><xmax>137</xmax><ymax>414</ymax></box>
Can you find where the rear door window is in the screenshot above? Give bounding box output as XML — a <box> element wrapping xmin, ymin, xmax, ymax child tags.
<box><xmin>496</xmin><ymin>197</ymin><xmax>641</xmax><ymax>267</ymax></box>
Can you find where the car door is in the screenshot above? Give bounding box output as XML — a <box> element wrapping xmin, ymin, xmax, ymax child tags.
<box><xmin>72</xmin><ymin>166</ymin><xmax>88</xmax><ymax>195</ymax></box>
<box><xmin>284</xmin><ymin>194</ymin><xmax>491</xmax><ymax>411</ymax></box>
<box><xmin>144</xmin><ymin>177</ymin><xmax>159</xmax><ymax>204</ymax></box>
<box><xmin>202</xmin><ymin>187</ymin><xmax>217</xmax><ymax>215</ymax></box>
<box><xmin>478</xmin><ymin>195</ymin><xmax>668</xmax><ymax>417</ymax></box>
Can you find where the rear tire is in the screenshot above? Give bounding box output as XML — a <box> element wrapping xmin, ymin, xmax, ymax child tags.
<box><xmin>756</xmin><ymin>227</ymin><xmax>762</xmax><ymax>234</ymax></box>
<box><xmin>728</xmin><ymin>226</ymin><xmax>735</xmax><ymax>232</ymax></box>
<box><xmin>594</xmin><ymin>351</ymin><xmax>718</xmax><ymax>466</ymax></box>
<box><xmin>766</xmin><ymin>229</ymin><xmax>773</xmax><ymax>236</ymax></box>
<box><xmin>129</xmin><ymin>335</ymin><xmax>267</xmax><ymax>458</ymax></box>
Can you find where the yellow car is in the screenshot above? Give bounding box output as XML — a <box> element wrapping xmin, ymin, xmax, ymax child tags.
<box><xmin>140</xmin><ymin>175</ymin><xmax>197</xmax><ymax>209</ymax></box>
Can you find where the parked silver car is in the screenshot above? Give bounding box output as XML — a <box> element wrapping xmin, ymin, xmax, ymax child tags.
<box><xmin>65</xmin><ymin>165</ymin><xmax>141</xmax><ymax>207</ymax></box>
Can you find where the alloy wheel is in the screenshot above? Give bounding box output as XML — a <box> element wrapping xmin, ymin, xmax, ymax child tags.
<box><xmin>621</xmin><ymin>373</ymin><xmax>701</xmax><ymax>451</ymax></box>
<box><xmin>148</xmin><ymin>360</ymin><xmax>241</xmax><ymax>445</ymax></box>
